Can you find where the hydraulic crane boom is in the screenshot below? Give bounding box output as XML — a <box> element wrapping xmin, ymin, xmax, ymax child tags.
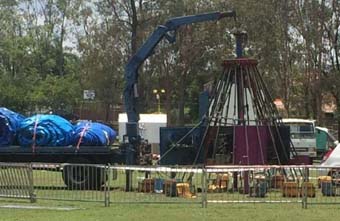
<box><xmin>124</xmin><ymin>11</ymin><xmax>236</xmax><ymax>124</ymax></box>
<box><xmin>123</xmin><ymin>11</ymin><xmax>236</xmax><ymax>165</ymax></box>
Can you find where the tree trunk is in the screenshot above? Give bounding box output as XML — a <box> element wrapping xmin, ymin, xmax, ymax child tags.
<box><xmin>105</xmin><ymin>102</ymin><xmax>110</xmax><ymax>122</ymax></box>
<box><xmin>178</xmin><ymin>73</ymin><xmax>186</xmax><ymax>126</ymax></box>
<box><xmin>281</xmin><ymin>0</ymin><xmax>291</xmax><ymax>116</ymax></box>
<box><xmin>130</xmin><ymin>0</ymin><xmax>138</xmax><ymax>55</ymax></box>
<box><xmin>58</xmin><ymin>9</ymin><xmax>66</xmax><ymax>76</ymax></box>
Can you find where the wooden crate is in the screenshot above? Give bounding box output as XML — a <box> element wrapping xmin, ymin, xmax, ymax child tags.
<box><xmin>206</xmin><ymin>158</ymin><xmax>216</xmax><ymax>165</ymax></box>
<box><xmin>176</xmin><ymin>183</ymin><xmax>195</xmax><ymax>198</ymax></box>
<box><xmin>138</xmin><ymin>178</ymin><xmax>154</xmax><ymax>193</ymax></box>
<box><xmin>215</xmin><ymin>174</ymin><xmax>229</xmax><ymax>190</ymax></box>
<box><xmin>271</xmin><ymin>175</ymin><xmax>284</xmax><ymax>189</ymax></box>
<box><xmin>300</xmin><ymin>182</ymin><xmax>316</xmax><ymax>197</ymax></box>
<box><xmin>164</xmin><ymin>179</ymin><xmax>177</xmax><ymax>197</ymax></box>
<box><xmin>208</xmin><ymin>174</ymin><xmax>229</xmax><ymax>193</ymax></box>
<box><xmin>282</xmin><ymin>182</ymin><xmax>299</xmax><ymax>197</ymax></box>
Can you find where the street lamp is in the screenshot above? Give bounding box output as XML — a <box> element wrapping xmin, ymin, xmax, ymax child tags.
<box><xmin>153</xmin><ymin>89</ymin><xmax>165</xmax><ymax>113</ymax></box>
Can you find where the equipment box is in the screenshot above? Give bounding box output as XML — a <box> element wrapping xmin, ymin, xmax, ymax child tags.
<box><xmin>271</xmin><ymin>175</ymin><xmax>284</xmax><ymax>189</ymax></box>
<box><xmin>282</xmin><ymin>182</ymin><xmax>299</xmax><ymax>197</ymax></box>
<box><xmin>138</xmin><ymin>178</ymin><xmax>154</xmax><ymax>193</ymax></box>
<box><xmin>176</xmin><ymin>183</ymin><xmax>195</xmax><ymax>198</ymax></box>
<box><xmin>321</xmin><ymin>181</ymin><xmax>336</xmax><ymax>196</ymax></box>
<box><xmin>252</xmin><ymin>181</ymin><xmax>267</xmax><ymax>198</ymax></box>
<box><xmin>300</xmin><ymin>182</ymin><xmax>316</xmax><ymax>197</ymax></box>
<box><xmin>154</xmin><ymin>178</ymin><xmax>164</xmax><ymax>193</ymax></box>
<box><xmin>164</xmin><ymin>179</ymin><xmax>177</xmax><ymax>197</ymax></box>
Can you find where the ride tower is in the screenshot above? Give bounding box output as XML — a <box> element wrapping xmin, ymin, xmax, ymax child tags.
<box><xmin>199</xmin><ymin>30</ymin><xmax>293</xmax><ymax>192</ymax></box>
<box><xmin>198</xmin><ymin>31</ymin><xmax>292</xmax><ymax>192</ymax></box>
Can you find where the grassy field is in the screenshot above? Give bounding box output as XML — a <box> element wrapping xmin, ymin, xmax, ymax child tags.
<box><xmin>0</xmin><ymin>199</ymin><xmax>339</xmax><ymax>221</ymax></box>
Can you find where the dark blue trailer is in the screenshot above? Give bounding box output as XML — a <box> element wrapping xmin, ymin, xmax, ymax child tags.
<box><xmin>0</xmin><ymin>145</ymin><xmax>125</xmax><ymax>189</ymax></box>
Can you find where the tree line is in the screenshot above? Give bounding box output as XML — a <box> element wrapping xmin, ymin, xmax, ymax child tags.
<box><xmin>0</xmin><ymin>0</ymin><xmax>339</xmax><ymax>128</ymax></box>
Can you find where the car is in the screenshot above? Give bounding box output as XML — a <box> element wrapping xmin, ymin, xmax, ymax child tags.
<box><xmin>319</xmin><ymin>143</ymin><xmax>340</xmax><ymax>186</ymax></box>
<box><xmin>321</xmin><ymin>142</ymin><xmax>340</xmax><ymax>167</ymax></box>
<box><xmin>316</xmin><ymin>126</ymin><xmax>339</xmax><ymax>158</ymax></box>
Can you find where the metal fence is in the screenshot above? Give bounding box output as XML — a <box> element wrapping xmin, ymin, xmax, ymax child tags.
<box><xmin>108</xmin><ymin>166</ymin><xmax>203</xmax><ymax>206</ymax></box>
<box><xmin>32</xmin><ymin>163</ymin><xmax>109</xmax><ymax>206</ymax></box>
<box><xmin>205</xmin><ymin>165</ymin><xmax>340</xmax><ymax>208</ymax></box>
<box><xmin>1</xmin><ymin>163</ymin><xmax>340</xmax><ymax>208</ymax></box>
<box><xmin>0</xmin><ymin>163</ymin><xmax>35</xmax><ymax>202</ymax></box>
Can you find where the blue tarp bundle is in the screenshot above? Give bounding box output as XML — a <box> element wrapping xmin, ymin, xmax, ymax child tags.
<box><xmin>0</xmin><ymin>108</ymin><xmax>25</xmax><ymax>146</ymax></box>
<box><xmin>18</xmin><ymin>114</ymin><xmax>74</xmax><ymax>147</ymax></box>
<box><xmin>73</xmin><ymin>121</ymin><xmax>117</xmax><ymax>146</ymax></box>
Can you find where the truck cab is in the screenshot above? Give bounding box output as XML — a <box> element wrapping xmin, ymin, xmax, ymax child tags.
<box><xmin>282</xmin><ymin>118</ymin><xmax>317</xmax><ymax>158</ymax></box>
<box><xmin>315</xmin><ymin>126</ymin><xmax>339</xmax><ymax>158</ymax></box>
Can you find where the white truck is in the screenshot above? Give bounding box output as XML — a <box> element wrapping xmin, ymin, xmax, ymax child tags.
<box><xmin>282</xmin><ymin>118</ymin><xmax>317</xmax><ymax>158</ymax></box>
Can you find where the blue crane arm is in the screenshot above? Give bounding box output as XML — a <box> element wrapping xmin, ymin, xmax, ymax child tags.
<box><xmin>124</xmin><ymin>11</ymin><xmax>236</xmax><ymax>124</ymax></box>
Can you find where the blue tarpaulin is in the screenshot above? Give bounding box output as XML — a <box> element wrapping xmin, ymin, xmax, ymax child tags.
<box><xmin>0</xmin><ymin>108</ymin><xmax>25</xmax><ymax>146</ymax></box>
<box><xmin>73</xmin><ymin>121</ymin><xmax>117</xmax><ymax>146</ymax></box>
<box><xmin>18</xmin><ymin>114</ymin><xmax>74</xmax><ymax>147</ymax></box>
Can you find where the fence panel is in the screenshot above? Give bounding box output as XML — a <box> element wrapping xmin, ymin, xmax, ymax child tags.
<box><xmin>301</xmin><ymin>166</ymin><xmax>340</xmax><ymax>207</ymax></box>
<box><xmin>32</xmin><ymin>163</ymin><xmax>108</xmax><ymax>205</ymax></box>
<box><xmin>205</xmin><ymin>165</ymin><xmax>340</xmax><ymax>208</ymax></box>
<box><xmin>0</xmin><ymin>163</ymin><xmax>35</xmax><ymax>202</ymax></box>
<box><xmin>1</xmin><ymin>163</ymin><xmax>340</xmax><ymax>208</ymax></box>
<box><xmin>108</xmin><ymin>166</ymin><xmax>203</xmax><ymax>206</ymax></box>
<box><xmin>205</xmin><ymin>165</ymin><xmax>307</xmax><ymax>206</ymax></box>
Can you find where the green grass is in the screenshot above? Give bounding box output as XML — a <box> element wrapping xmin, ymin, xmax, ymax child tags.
<box><xmin>1</xmin><ymin>168</ymin><xmax>340</xmax><ymax>220</ymax></box>
<box><xmin>1</xmin><ymin>171</ymin><xmax>340</xmax><ymax>221</ymax></box>
<box><xmin>0</xmin><ymin>199</ymin><xmax>339</xmax><ymax>221</ymax></box>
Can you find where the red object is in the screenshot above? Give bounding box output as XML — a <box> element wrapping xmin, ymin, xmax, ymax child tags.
<box><xmin>32</xmin><ymin>115</ymin><xmax>40</xmax><ymax>153</ymax></box>
<box><xmin>222</xmin><ymin>58</ymin><xmax>258</xmax><ymax>66</ymax></box>
<box><xmin>76</xmin><ymin>123</ymin><xmax>90</xmax><ymax>150</ymax></box>
<box><xmin>288</xmin><ymin>155</ymin><xmax>312</xmax><ymax>165</ymax></box>
<box><xmin>322</xmin><ymin>149</ymin><xmax>334</xmax><ymax>163</ymax></box>
<box><xmin>233</xmin><ymin>126</ymin><xmax>270</xmax><ymax>165</ymax></box>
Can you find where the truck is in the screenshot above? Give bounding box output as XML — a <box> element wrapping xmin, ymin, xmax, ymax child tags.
<box><xmin>0</xmin><ymin>11</ymin><xmax>236</xmax><ymax>189</ymax></box>
<box><xmin>282</xmin><ymin>118</ymin><xmax>339</xmax><ymax>160</ymax></box>
<box><xmin>282</xmin><ymin>118</ymin><xmax>317</xmax><ymax>158</ymax></box>
<box><xmin>315</xmin><ymin>126</ymin><xmax>339</xmax><ymax>158</ymax></box>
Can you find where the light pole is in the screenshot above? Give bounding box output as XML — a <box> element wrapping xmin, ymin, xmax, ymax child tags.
<box><xmin>153</xmin><ymin>89</ymin><xmax>165</xmax><ymax>113</ymax></box>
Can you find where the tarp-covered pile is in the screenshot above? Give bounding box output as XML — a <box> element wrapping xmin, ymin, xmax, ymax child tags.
<box><xmin>0</xmin><ymin>107</ymin><xmax>117</xmax><ymax>147</ymax></box>
<box><xmin>18</xmin><ymin>114</ymin><xmax>74</xmax><ymax>147</ymax></box>
<box><xmin>73</xmin><ymin>121</ymin><xmax>117</xmax><ymax>146</ymax></box>
<box><xmin>0</xmin><ymin>108</ymin><xmax>25</xmax><ymax>146</ymax></box>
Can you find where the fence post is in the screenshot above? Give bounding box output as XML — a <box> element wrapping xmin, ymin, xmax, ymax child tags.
<box><xmin>104</xmin><ymin>164</ymin><xmax>111</xmax><ymax>207</ymax></box>
<box><xmin>28</xmin><ymin>163</ymin><xmax>36</xmax><ymax>203</ymax></box>
<box><xmin>201</xmin><ymin>168</ymin><xmax>207</xmax><ymax>208</ymax></box>
<box><xmin>302</xmin><ymin>167</ymin><xmax>308</xmax><ymax>209</ymax></box>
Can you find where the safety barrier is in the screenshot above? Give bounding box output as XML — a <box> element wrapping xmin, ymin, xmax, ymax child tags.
<box><xmin>32</xmin><ymin>163</ymin><xmax>109</xmax><ymax>206</ymax></box>
<box><xmin>205</xmin><ymin>165</ymin><xmax>340</xmax><ymax>208</ymax></box>
<box><xmin>300</xmin><ymin>166</ymin><xmax>340</xmax><ymax>208</ymax></box>
<box><xmin>0</xmin><ymin>163</ymin><xmax>340</xmax><ymax>208</ymax></box>
<box><xmin>0</xmin><ymin>163</ymin><xmax>35</xmax><ymax>202</ymax></box>
<box><xmin>205</xmin><ymin>165</ymin><xmax>306</xmax><ymax>207</ymax></box>
<box><xmin>108</xmin><ymin>166</ymin><xmax>203</xmax><ymax>206</ymax></box>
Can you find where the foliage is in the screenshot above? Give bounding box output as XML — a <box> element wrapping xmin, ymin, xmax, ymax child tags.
<box><xmin>0</xmin><ymin>0</ymin><xmax>339</xmax><ymax>127</ymax></box>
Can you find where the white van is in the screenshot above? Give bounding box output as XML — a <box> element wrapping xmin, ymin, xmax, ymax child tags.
<box><xmin>282</xmin><ymin>118</ymin><xmax>317</xmax><ymax>158</ymax></box>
